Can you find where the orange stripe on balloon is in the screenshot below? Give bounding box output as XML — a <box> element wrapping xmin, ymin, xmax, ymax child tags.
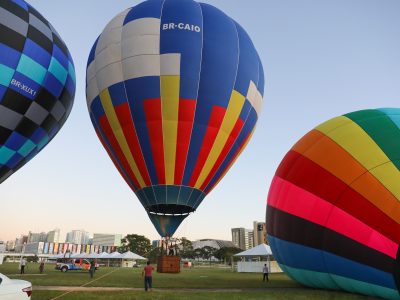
<box><xmin>292</xmin><ymin>129</ymin><xmax>400</xmax><ymax>224</ymax></box>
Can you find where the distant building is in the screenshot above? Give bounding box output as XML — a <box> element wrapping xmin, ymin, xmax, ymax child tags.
<box><xmin>253</xmin><ymin>221</ymin><xmax>267</xmax><ymax>246</ymax></box>
<box><xmin>92</xmin><ymin>234</ymin><xmax>122</xmax><ymax>246</ymax></box>
<box><xmin>46</xmin><ymin>229</ymin><xmax>60</xmax><ymax>243</ymax></box>
<box><xmin>192</xmin><ymin>239</ymin><xmax>235</xmax><ymax>250</ymax></box>
<box><xmin>28</xmin><ymin>231</ymin><xmax>47</xmax><ymax>243</ymax></box>
<box><xmin>66</xmin><ymin>230</ymin><xmax>90</xmax><ymax>245</ymax></box>
<box><xmin>231</xmin><ymin>228</ymin><xmax>253</xmax><ymax>250</ymax></box>
<box><xmin>152</xmin><ymin>240</ymin><xmax>161</xmax><ymax>248</ymax></box>
<box><xmin>0</xmin><ymin>241</ymin><xmax>5</xmax><ymax>253</ymax></box>
<box><xmin>14</xmin><ymin>235</ymin><xmax>28</xmax><ymax>252</ymax></box>
<box><xmin>6</xmin><ymin>240</ymin><xmax>15</xmax><ymax>251</ymax></box>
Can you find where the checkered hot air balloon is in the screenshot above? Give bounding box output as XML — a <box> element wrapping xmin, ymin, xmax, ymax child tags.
<box><xmin>267</xmin><ymin>108</ymin><xmax>400</xmax><ymax>299</ymax></box>
<box><xmin>86</xmin><ymin>0</ymin><xmax>264</xmax><ymax>237</ymax></box>
<box><xmin>0</xmin><ymin>0</ymin><xmax>75</xmax><ymax>183</ymax></box>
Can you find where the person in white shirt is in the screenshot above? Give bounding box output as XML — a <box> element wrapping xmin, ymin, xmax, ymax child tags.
<box><xmin>262</xmin><ymin>263</ymin><xmax>269</xmax><ymax>282</ymax></box>
<box><xmin>20</xmin><ymin>258</ymin><xmax>26</xmax><ymax>275</ymax></box>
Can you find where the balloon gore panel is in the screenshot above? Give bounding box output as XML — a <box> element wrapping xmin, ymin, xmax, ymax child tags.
<box><xmin>0</xmin><ymin>0</ymin><xmax>75</xmax><ymax>183</ymax></box>
<box><xmin>267</xmin><ymin>108</ymin><xmax>400</xmax><ymax>299</ymax></box>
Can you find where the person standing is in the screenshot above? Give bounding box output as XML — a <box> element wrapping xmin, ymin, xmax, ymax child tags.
<box><xmin>89</xmin><ymin>260</ymin><xmax>96</xmax><ymax>278</ymax></box>
<box><xmin>20</xmin><ymin>258</ymin><xmax>26</xmax><ymax>275</ymax></box>
<box><xmin>263</xmin><ymin>263</ymin><xmax>269</xmax><ymax>282</ymax></box>
<box><xmin>142</xmin><ymin>261</ymin><xmax>154</xmax><ymax>291</ymax></box>
<box><xmin>39</xmin><ymin>261</ymin><xmax>45</xmax><ymax>274</ymax></box>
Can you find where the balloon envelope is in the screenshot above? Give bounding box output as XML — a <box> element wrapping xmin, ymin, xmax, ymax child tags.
<box><xmin>0</xmin><ymin>0</ymin><xmax>75</xmax><ymax>183</ymax></box>
<box><xmin>267</xmin><ymin>108</ymin><xmax>400</xmax><ymax>299</ymax></box>
<box><xmin>86</xmin><ymin>0</ymin><xmax>264</xmax><ymax>236</ymax></box>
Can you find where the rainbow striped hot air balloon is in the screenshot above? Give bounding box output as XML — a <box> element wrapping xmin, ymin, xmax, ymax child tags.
<box><xmin>86</xmin><ymin>0</ymin><xmax>264</xmax><ymax>237</ymax></box>
<box><xmin>267</xmin><ymin>108</ymin><xmax>400</xmax><ymax>299</ymax></box>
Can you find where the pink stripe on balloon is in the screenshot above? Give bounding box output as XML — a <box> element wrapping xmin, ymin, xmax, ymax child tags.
<box><xmin>268</xmin><ymin>176</ymin><xmax>398</xmax><ymax>259</ymax></box>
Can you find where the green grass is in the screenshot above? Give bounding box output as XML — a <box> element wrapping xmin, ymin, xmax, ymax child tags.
<box><xmin>32</xmin><ymin>290</ymin><xmax>371</xmax><ymax>300</ymax></box>
<box><xmin>0</xmin><ymin>263</ymin><xmax>373</xmax><ymax>299</ymax></box>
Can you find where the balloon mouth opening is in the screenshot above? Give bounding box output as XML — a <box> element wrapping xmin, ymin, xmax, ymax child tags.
<box><xmin>147</xmin><ymin>204</ymin><xmax>194</xmax><ymax>216</ymax></box>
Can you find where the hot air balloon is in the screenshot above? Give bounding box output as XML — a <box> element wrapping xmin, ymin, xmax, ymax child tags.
<box><xmin>0</xmin><ymin>0</ymin><xmax>75</xmax><ymax>183</ymax></box>
<box><xmin>267</xmin><ymin>108</ymin><xmax>400</xmax><ymax>299</ymax></box>
<box><xmin>86</xmin><ymin>0</ymin><xmax>264</xmax><ymax>237</ymax></box>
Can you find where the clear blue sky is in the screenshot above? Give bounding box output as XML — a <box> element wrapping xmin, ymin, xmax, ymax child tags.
<box><xmin>1</xmin><ymin>0</ymin><xmax>399</xmax><ymax>242</ymax></box>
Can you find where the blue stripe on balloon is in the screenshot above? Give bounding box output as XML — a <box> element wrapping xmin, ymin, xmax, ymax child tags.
<box><xmin>12</xmin><ymin>0</ymin><xmax>28</xmax><ymax>10</ymax></box>
<box><xmin>52</xmin><ymin>45</ymin><xmax>69</xmax><ymax>70</ymax></box>
<box><xmin>22</xmin><ymin>39</ymin><xmax>51</xmax><ymax>69</ymax></box>
<box><xmin>65</xmin><ymin>75</ymin><xmax>75</xmax><ymax>98</ymax></box>
<box><xmin>160</xmin><ymin>0</ymin><xmax>203</xmax><ymax>100</ymax></box>
<box><xmin>182</xmin><ymin>3</ymin><xmax>239</xmax><ymax>185</ymax></box>
<box><xmin>233</xmin><ymin>22</ymin><xmax>260</xmax><ymax>97</ymax></box>
<box><xmin>17</xmin><ymin>139</ymin><xmax>36</xmax><ymax>157</ymax></box>
<box><xmin>0</xmin><ymin>43</ymin><xmax>21</xmax><ymax>69</ymax></box>
<box><xmin>123</xmin><ymin>0</ymin><xmax>163</xmax><ymax>25</ymax></box>
<box><xmin>268</xmin><ymin>236</ymin><xmax>397</xmax><ymax>290</ymax></box>
<box><xmin>4</xmin><ymin>132</ymin><xmax>27</xmax><ymax>151</ymax></box>
<box><xmin>124</xmin><ymin>76</ymin><xmax>160</xmax><ymax>184</ymax></box>
<box><xmin>5</xmin><ymin>152</ymin><xmax>24</xmax><ymax>169</ymax></box>
<box><xmin>87</xmin><ymin>36</ymin><xmax>99</xmax><ymax>68</ymax></box>
<box><xmin>90</xmin><ymin>96</ymin><xmax>105</xmax><ymax>121</ymax></box>
<box><xmin>42</xmin><ymin>72</ymin><xmax>64</xmax><ymax>97</ymax></box>
<box><xmin>257</xmin><ymin>56</ymin><xmax>265</xmax><ymax>97</ymax></box>
<box><xmin>108</xmin><ymin>82</ymin><xmax>128</xmax><ymax>107</ymax></box>
<box><xmin>48</xmin><ymin>57</ymin><xmax>68</xmax><ymax>85</ymax></box>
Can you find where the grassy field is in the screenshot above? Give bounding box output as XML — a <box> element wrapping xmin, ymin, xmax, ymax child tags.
<box><xmin>0</xmin><ymin>262</ymin><xmax>373</xmax><ymax>299</ymax></box>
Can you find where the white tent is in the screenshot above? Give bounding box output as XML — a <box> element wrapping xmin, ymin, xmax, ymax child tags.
<box><xmin>109</xmin><ymin>251</ymin><xmax>123</xmax><ymax>259</ymax></box>
<box><xmin>234</xmin><ymin>244</ymin><xmax>277</xmax><ymax>273</ymax></box>
<box><xmin>234</xmin><ymin>244</ymin><xmax>272</xmax><ymax>257</ymax></box>
<box><xmin>98</xmin><ymin>252</ymin><xmax>110</xmax><ymax>259</ymax></box>
<box><xmin>120</xmin><ymin>251</ymin><xmax>146</xmax><ymax>260</ymax></box>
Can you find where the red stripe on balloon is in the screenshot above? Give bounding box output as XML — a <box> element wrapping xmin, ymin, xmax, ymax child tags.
<box><xmin>174</xmin><ymin>99</ymin><xmax>196</xmax><ymax>185</ymax></box>
<box><xmin>188</xmin><ymin>106</ymin><xmax>226</xmax><ymax>187</ymax></box>
<box><xmin>200</xmin><ymin>118</ymin><xmax>244</xmax><ymax>191</ymax></box>
<box><xmin>205</xmin><ymin>131</ymin><xmax>251</xmax><ymax>194</ymax></box>
<box><xmin>143</xmin><ymin>98</ymin><xmax>166</xmax><ymax>184</ymax></box>
<box><xmin>95</xmin><ymin>128</ymin><xmax>137</xmax><ymax>192</ymax></box>
<box><xmin>114</xmin><ymin>102</ymin><xmax>151</xmax><ymax>186</ymax></box>
<box><xmin>98</xmin><ymin>115</ymin><xmax>141</xmax><ymax>189</ymax></box>
<box><xmin>268</xmin><ymin>176</ymin><xmax>398</xmax><ymax>259</ymax></box>
<box><xmin>276</xmin><ymin>150</ymin><xmax>400</xmax><ymax>244</ymax></box>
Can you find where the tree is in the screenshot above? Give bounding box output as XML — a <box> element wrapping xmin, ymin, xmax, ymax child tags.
<box><xmin>201</xmin><ymin>246</ymin><xmax>217</xmax><ymax>264</ymax></box>
<box><xmin>214</xmin><ymin>247</ymin><xmax>242</xmax><ymax>263</ymax></box>
<box><xmin>146</xmin><ymin>247</ymin><xmax>162</xmax><ymax>264</ymax></box>
<box><xmin>118</xmin><ymin>234</ymin><xmax>152</xmax><ymax>256</ymax></box>
<box><xmin>179</xmin><ymin>238</ymin><xmax>194</xmax><ymax>259</ymax></box>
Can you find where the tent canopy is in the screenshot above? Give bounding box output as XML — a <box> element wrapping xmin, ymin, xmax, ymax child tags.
<box><xmin>234</xmin><ymin>244</ymin><xmax>272</xmax><ymax>257</ymax></box>
<box><xmin>120</xmin><ymin>251</ymin><xmax>146</xmax><ymax>260</ymax></box>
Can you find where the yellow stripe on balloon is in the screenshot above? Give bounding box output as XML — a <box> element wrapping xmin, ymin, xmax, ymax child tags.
<box><xmin>161</xmin><ymin>75</ymin><xmax>180</xmax><ymax>185</ymax></box>
<box><xmin>316</xmin><ymin>116</ymin><xmax>400</xmax><ymax>200</ymax></box>
<box><xmin>99</xmin><ymin>88</ymin><xmax>145</xmax><ymax>188</ymax></box>
<box><xmin>195</xmin><ymin>90</ymin><xmax>246</xmax><ymax>189</ymax></box>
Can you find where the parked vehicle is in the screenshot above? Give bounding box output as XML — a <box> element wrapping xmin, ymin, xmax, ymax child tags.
<box><xmin>0</xmin><ymin>273</ymin><xmax>32</xmax><ymax>299</ymax></box>
<box><xmin>55</xmin><ymin>258</ymin><xmax>92</xmax><ymax>272</ymax></box>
